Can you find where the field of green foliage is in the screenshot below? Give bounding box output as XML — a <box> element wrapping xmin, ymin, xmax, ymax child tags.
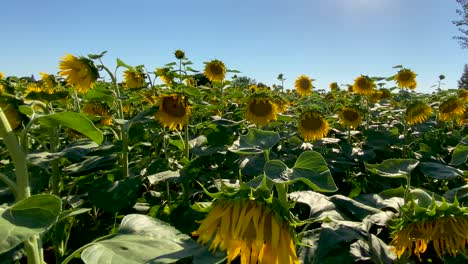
<box><xmin>0</xmin><ymin>50</ymin><xmax>467</xmax><ymax>264</ymax></box>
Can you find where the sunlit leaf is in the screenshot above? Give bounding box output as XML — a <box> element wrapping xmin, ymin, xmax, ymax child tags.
<box><xmin>365</xmin><ymin>159</ymin><xmax>419</xmax><ymax>179</ymax></box>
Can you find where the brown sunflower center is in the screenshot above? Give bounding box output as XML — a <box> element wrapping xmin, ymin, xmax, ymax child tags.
<box><xmin>161</xmin><ymin>97</ymin><xmax>187</xmax><ymax>117</ymax></box>
<box><xmin>249</xmin><ymin>100</ymin><xmax>273</xmax><ymax>117</ymax></box>
<box><xmin>208</xmin><ymin>65</ymin><xmax>224</xmax><ymax>75</ymax></box>
<box><xmin>441</xmin><ymin>103</ymin><xmax>457</xmax><ymax>113</ymax></box>
<box><xmin>298</xmin><ymin>79</ymin><xmax>311</xmax><ymax>90</ymax></box>
<box><xmin>343</xmin><ymin>110</ymin><xmax>359</xmax><ymax>121</ymax></box>
<box><xmin>301</xmin><ymin>115</ymin><xmax>323</xmax><ymax>130</ymax></box>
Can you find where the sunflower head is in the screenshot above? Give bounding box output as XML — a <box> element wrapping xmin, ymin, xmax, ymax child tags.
<box><xmin>174</xmin><ymin>49</ymin><xmax>185</xmax><ymax>60</ymax></box>
<box><xmin>369</xmin><ymin>90</ymin><xmax>383</xmax><ymax>103</ymax></box>
<box><xmin>155</xmin><ymin>93</ymin><xmax>192</xmax><ymax>130</ymax></box>
<box><xmin>58</xmin><ymin>54</ymin><xmax>99</xmax><ymax>93</ymax></box>
<box><xmin>156</xmin><ymin>67</ymin><xmax>174</xmax><ymax>86</ymax></box>
<box><xmin>0</xmin><ymin>72</ymin><xmax>4</xmax><ymax>79</ymax></box>
<box><xmin>204</xmin><ymin>59</ymin><xmax>226</xmax><ymax>82</ymax></box>
<box><xmin>0</xmin><ymin>97</ymin><xmax>26</xmax><ymax>130</ymax></box>
<box><xmin>438</xmin><ymin>97</ymin><xmax>465</xmax><ymax>121</ymax></box>
<box><xmin>82</xmin><ymin>102</ymin><xmax>112</xmax><ymax>124</ymax></box>
<box><xmin>458</xmin><ymin>89</ymin><xmax>468</xmax><ymax>103</ymax></box>
<box><xmin>379</xmin><ymin>88</ymin><xmax>392</xmax><ymax>100</ymax></box>
<box><xmin>25</xmin><ymin>82</ymin><xmax>55</xmax><ymax>98</ymax></box>
<box><xmin>406</xmin><ymin>101</ymin><xmax>432</xmax><ymax>125</ymax></box>
<box><xmin>185</xmin><ymin>77</ymin><xmax>197</xmax><ymax>87</ymax></box>
<box><xmin>123</xmin><ymin>69</ymin><xmax>146</xmax><ymax>89</ymax></box>
<box><xmin>352</xmin><ymin>75</ymin><xmax>375</xmax><ymax>95</ymax></box>
<box><xmin>294</xmin><ymin>75</ymin><xmax>313</xmax><ymax>97</ymax></box>
<box><xmin>298</xmin><ymin>110</ymin><xmax>329</xmax><ymax>141</ymax></box>
<box><xmin>395</xmin><ymin>68</ymin><xmax>417</xmax><ymax>89</ymax></box>
<box><xmin>329</xmin><ymin>82</ymin><xmax>339</xmax><ymax>91</ymax></box>
<box><xmin>245</xmin><ymin>93</ymin><xmax>279</xmax><ymax>126</ymax></box>
<box><xmin>39</xmin><ymin>72</ymin><xmax>57</xmax><ymax>90</ymax></box>
<box><xmin>338</xmin><ymin>107</ymin><xmax>362</xmax><ymax>129</ymax></box>
<box><xmin>192</xmin><ymin>199</ymin><xmax>301</xmax><ymax>264</ymax></box>
<box><xmin>455</xmin><ymin>107</ymin><xmax>468</xmax><ymax>126</ymax></box>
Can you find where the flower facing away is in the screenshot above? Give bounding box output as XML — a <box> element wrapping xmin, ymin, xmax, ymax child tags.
<box><xmin>192</xmin><ymin>199</ymin><xmax>301</xmax><ymax>264</ymax></box>
<box><xmin>245</xmin><ymin>94</ymin><xmax>279</xmax><ymax>126</ymax></box>
<box><xmin>395</xmin><ymin>68</ymin><xmax>417</xmax><ymax>89</ymax></box>
<box><xmin>39</xmin><ymin>72</ymin><xmax>57</xmax><ymax>89</ymax></box>
<box><xmin>123</xmin><ymin>70</ymin><xmax>146</xmax><ymax>89</ymax></box>
<box><xmin>391</xmin><ymin>216</ymin><xmax>468</xmax><ymax>259</ymax></box>
<box><xmin>352</xmin><ymin>75</ymin><xmax>375</xmax><ymax>95</ymax></box>
<box><xmin>329</xmin><ymin>82</ymin><xmax>339</xmax><ymax>91</ymax></box>
<box><xmin>174</xmin><ymin>49</ymin><xmax>185</xmax><ymax>60</ymax></box>
<box><xmin>338</xmin><ymin>108</ymin><xmax>362</xmax><ymax>129</ymax></box>
<box><xmin>58</xmin><ymin>54</ymin><xmax>99</xmax><ymax>93</ymax></box>
<box><xmin>294</xmin><ymin>75</ymin><xmax>313</xmax><ymax>97</ymax></box>
<box><xmin>438</xmin><ymin>97</ymin><xmax>465</xmax><ymax>121</ymax></box>
<box><xmin>297</xmin><ymin>110</ymin><xmax>329</xmax><ymax>141</ymax></box>
<box><xmin>82</xmin><ymin>102</ymin><xmax>112</xmax><ymax>126</ymax></box>
<box><xmin>185</xmin><ymin>77</ymin><xmax>197</xmax><ymax>87</ymax></box>
<box><xmin>204</xmin><ymin>59</ymin><xmax>226</xmax><ymax>82</ymax></box>
<box><xmin>155</xmin><ymin>67</ymin><xmax>174</xmax><ymax>86</ymax></box>
<box><xmin>155</xmin><ymin>94</ymin><xmax>191</xmax><ymax>130</ymax></box>
<box><xmin>0</xmin><ymin>98</ymin><xmax>23</xmax><ymax>130</ymax></box>
<box><xmin>406</xmin><ymin>101</ymin><xmax>432</xmax><ymax>125</ymax></box>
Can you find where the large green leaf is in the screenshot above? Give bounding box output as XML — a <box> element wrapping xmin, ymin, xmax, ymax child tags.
<box><xmin>0</xmin><ymin>194</ymin><xmax>61</xmax><ymax>254</ymax></box>
<box><xmin>291</xmin><ymin>151</ymin><xmax>338</xmax><ymax>192</ymax></box>
<box><xmin>450</xmin><ymin>136</ymin><xmax>468</xmax><ymax>166</ymax></box>
<box><xmin>238</xmin><ymin>128</ymin><xmax>280</xmax><ymax>151</ymax></box>
<box><xmin>419</xmin><ymin>162</ymin><xmax>463</xmax><ymax>180</ymax></box>
<box><xmin>81</xmin><ymin>214</ymin><xmax>222</xmax><ymax>264</ymax></box>
<box><xmin>88</xmin><ymin>177</ymin><xmax>141</xmax><ymax>213</ymax></box>
<box><xmin>38</xmin><ymin>112</ymin><xmax>103</xmax><ymax>144</ymax></box>
<box><xmin>365</xmin><ymin>159</ymin><xmax>419</xmax><ymax>179</ymax></box>
<box><xmin>264</xmin><ymin>160</ymin><xmax>291</xmax><ymax>183</ymax></box>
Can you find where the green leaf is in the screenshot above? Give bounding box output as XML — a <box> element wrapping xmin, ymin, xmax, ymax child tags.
<box><xmin>264</xmin><ymin>160</ymin><xmax>291</xmax><ymax>183</ymax></box>
<box><xmin>291</xmin><ymin>151</ymin><xmax>338</xmax><ymax>192</ymax></box>
<box><xmin>88</xmin><ymin>51</ymin><xmax>107</xmax><ymax>59</ymax></box>
<box><xmin>450</xmin><ymin>136</ymin><xmax>468</xmax><ymax>166</ymax></box>
<box><xmin>365</xmin><ymin>159</ymin><xmax>419</xmax><ymax>179</ymax></box>
<box><xmin>81</xmin><ymin>214</ymin><xmax>211</xmax><ymax>264</ymax></box>
<box><xmin>419</xmin><ymin>162</ymin><xmax>463</xmax><ymax>180</ymax></box>
<box><xmin>0</xmin><ymin>194</ymin><xmax>61</xmax><ymax>254</ymax></box>
<box><xmin>116</xmin><ymin>58</ymin><xmax>132</xmax><ymax>70</ymax></box>
<box><xmin>18</xmin><ymin>105</ymin><xmax>34</xmax><ymax>116</ymax></box>
<box><xmin>239</xmin><ymin>128</ymin><xmax>280</xmax><ymax>150</ymax></box>
<box><xmin>38</xmin><ymin>112</ymin><xmax>103</xmax><ymax>144</ymax></box>
<box><xmin>88</xmin><ymin>177</ymin><xmax>142</xmax><ymax>213</ymax></box>
<box><xmin>25</xmin><ymin>91</ymin><xmax>69</xmax><ymax>102</ymax></box>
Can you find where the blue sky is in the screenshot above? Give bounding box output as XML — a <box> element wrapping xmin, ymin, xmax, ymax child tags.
<box><xmin>1</xmin><ymin>0</ymin><xmax>466</xmax><ymax>93</ymax></box>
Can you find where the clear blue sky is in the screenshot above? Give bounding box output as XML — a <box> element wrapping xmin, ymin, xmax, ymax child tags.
<box><xmin>1</xmin><ymin>0</ymin><xmax>467</xmax><ymax>93</ymax></box>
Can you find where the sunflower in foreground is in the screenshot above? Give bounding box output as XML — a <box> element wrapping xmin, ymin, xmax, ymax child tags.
<box><xmin>154</xmin><ymin>94</ymin><xmax>191</xmax><ymax>130</ymax></box>
<box><xmin>58</xmin><ymin>54</ymin><xmax>99</xmax><ymax>93</ymax></box>
<box><xmin>352</xmin><ymin>75</ymin><xmax>375</xmax><ymax>95</ymax></box>
<box><xmin>394</xmin><ymin>68</ymin><xmax>417</xmax><ymax>89</ymax></box>
<box><xmin>438</xmin><ymin>97</ymin><xmax>465</xmax><ymax>121</ymax></box>
<box><xmin>123</xmin><ymin>69</ymin><xmax>146</xmax><ymax>89</ymax></box>
<box><xmin>245</xmin><ymin>93</ymin><xmax>279</xmax><ymax>126</ymax></box>
<box><xmin>294</xmin><ymin>75</ymin><xmax>313</xmax><ymax>97</ymax></box>
<box><xmin>390</xmin><ymin>197</ymin><xmax>468</xmax><ymax>260</ymax></box>
<box><xmin>0</xmin><ymin>97</ymin><xmax>24</xmax><ymax>130</ymax></box>
<box><xmin>204</xmin><ymin>59</ymin><xmax>226</xmax><ymax>82</ymax></box>
<box><xmin>338</xmin><ymin>108</ymin><xmax>362</xmax><ymax>129</ymax></box>
<box><xmin>192</xmin><ymin>199</ymin><xmax>301</xmax><ymax>264</ymax></box>
<box><xmin>298</xmin><ymin>110</ymin><xmax>329</xmax><ymax>141</ymax></box>
<box><xmin>405</xmin><ymin>101</ymin><xmax>432</xmax><ymax>125</ymax></box>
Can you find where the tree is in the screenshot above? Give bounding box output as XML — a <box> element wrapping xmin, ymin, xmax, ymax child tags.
<box><xmin>458</xmin><ymin>64</ymin><xmax>468</xmax><ymax>89</ymax></box>
<box><xmin>453</xmin><ymin>0</ymin><xmax>468</xmax><ymax>49</ymax></box>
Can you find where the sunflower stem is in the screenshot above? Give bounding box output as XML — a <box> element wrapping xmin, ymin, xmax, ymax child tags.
<box><xmin>73</xmin><ymin>90</ymin><xmax>81</xmax><ymax>112</ymax></box>
<box><xmin>347</xmin><ymin>127</ymin><xmax>351</xmax><ymax>144</ymax></box>
<box><xmin>184</xmin><ymin>121</ymin><xmax>190</xmax><ymax>160</ymax></box>
<box><xmin>264</xmin><ymin>149</ymin><xmax>270</xmax><ymax>162</ymax></box>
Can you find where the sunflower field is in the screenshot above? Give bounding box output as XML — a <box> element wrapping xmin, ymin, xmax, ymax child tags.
<box><xmin>0</xmin><ymin>50</ymin><xmax>468</xmax><ymax>264</ymax></box>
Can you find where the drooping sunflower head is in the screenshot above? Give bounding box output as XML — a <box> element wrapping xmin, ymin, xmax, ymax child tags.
<box><xmin>294</xmin><ymin>75</ymin><xmax>313</xmax><ymax>97</ymax></box>
<box><xmin>395</xmin><ymin>68</ymin><xmax>417</xmax><ymax>89</ymax></box>
<box><xmin>338</xmin><ymin>107</ymin><xmax>362</xmax><ymax>129</ymax></box>
<box><xmin>39</xmin><ymin>72</ymin><xmax>57</xmax><ymax>90</ymax></box>
<box><xmin>58</xmin><ymin>54</ymin><xmax>99</xmax><ymax>93</ymax></box>
<box><xmin>458</xmin><ymin>89</ymin><xmax>468</xmax><ymax>103</ymax></box>
<box><xmin>245</xmin><ymin>93</ymin><xmax>279</xmax><ymax>126</ymax></box>
<box><xmin>369</xmin><ymin>90</ymin><xmax>383</xmax><ymax>103</ymax></box>
<box><xmin>406</xmin><ymin>101</ymin><xmax>432</xmax><ymax>125</ymax></box>
<box><xmin>455</xmin><ymin>107</ymin><xmax>468</xmax><ymax>126</ymax></box>
<box><xmin>379</xmin><ymin>88</ymin><xmax>392</xmax><ymax>100</ymax></box>
<box><xmin>352</xmin><ymin>75</ymin><xmax>375</xmax><ymax>95</ymax></box>
<box><xmin>192</xmin><ymin>199</ymin><xmax>301</xmax><ymax>264</ymax></box>
<box><xmin>155</xmin><ymin>67</ymin><xmax>174</xmax><ymax>86</ymax></box>
<box><xmin>0</xmin><ymin>97</ymin><xmax>25</xmax><ymax>130</ymax></box>
<box><xmin>82</xmin><ymin>101</ymin><xmax>111</xmax><ymax>117</ymax></box>
<box><xmin>155</xmin><ymin>94</ymin><xmax>192</xmax><ymax>130</ymax></box>
<box><xmin>438</xmin><ymin>97</ymin><xmax>465</xmax><ymax>121</ymax></box>
<box><xmin>204</xmin><ymin>59</ymin><xmax>226</xmax><ymax>82</ymax></box>
<box><xmin>123</xmin><ymin>69</ymin><xmax>146</xmax><ymax>89</ymax></box>
<box><xmin>273</xmin><ymin>95</ymin><xmax>290</xmax><ymax>113</ymax></box>
<box><xmin>185</xmin><ymin>77</ymin><xmax>197</xmax><ymax>87</ymax></box>
<box><xmin>297</xmin><ymin>110</ymin><xmax>329</xmax><ymax>141</ymax></box>
<box><xmin>174</xmin><ymin>49</ymin><xmax>185</xmax><ymax>60</ymax></box>
<box><xmin>329</xmin><ymin>82</ymin><xmax>339</xmax><ymax>91</ymax></box>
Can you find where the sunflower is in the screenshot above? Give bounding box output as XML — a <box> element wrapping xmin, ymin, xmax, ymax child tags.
<box><xmin>298</xmin><ymin>110</ymin><xmax>329</xmax><ymax>141</ymax></box>
<box><xmin>0</xmin><ymin>72</ymin><xmax>4</xmax><ymax>79</ymax></box>
<box><xmin>329</xmin><ymin>82</ymin><xmax>339</xmax><ymax>91</ymax></box>
<box><xmin>155</xmin><ymin>67</ymin><xmax>173</xmax><ymax>86</ymax></box>
<box><xmin>58</xmin><ymin>54</ymin><xmax>99</xmax><ymax>93</ymax></box>
<box><xmin>369</xmin><ymin>90</ymin><xmax>383</xmax><ymax>103</ymax></box>
<box><xmin>379</xmin><ymin>88</ymin><xmax>392</xmax><ymax>100</ymax></box>
<box><xmin>0</xmin><ymin>97</ymin><xmax>24</xmax><ymax>130</ymax></box>
<box><xmin>25</xmin><ymin>82</ymin><xmax>55</xmax><ymax>96</ymax></box>
<box><xmin>406</xmin><ymin>101</ymin><xmax>432</xmax><ymax>125</ymax></box>
<box><xmin>338</xmin><ymin>108</ymin><xmax>362</xmax><ymax>129</ymax></box>
<box><xmin>192</xmin><ymin>199</ymin><xmax>301</xmax><ymax>264</ymax></box>
<box><xmin>82</xmin><ymin>102</ymin><xmax>112</xmax><ymax>125</ymax></box>
<box><xmin>352</xmin><ymin>75</ymin><xmax>375</xmax><ymax>95</ymax></box>
<box><xmin>455</xmin><ymin>108</ymin><xmax>468</xmax><ymax>126</ymax></box>
<box><xmin>395</xmin><ymin>68</ymin><xmax>417</xmax><ymax>89</ymax></box>
<box><xmin>438</xmin><ymin>97</ymin><xmax>465</xmax><ymax>121</ymax></box>
<box><xmin>155</xmin><ymin>94</ymin><xmax>191</xmax><ymax>130</ymax></box>
<box><xmin>174</xmin><ymin>49</ymin><xmax>185</xmax><ymax>60</ymax></box>
<box><xmin>123</xmin><ymin>69</ymin><xmax>146</xmax><ymax>89</ymax></box>
<box><xmin>249</xmin><ymin>84</ymin><xmax>258</xmax><ymax>92</ymax></box>
<box><xmin>459</xmin><ymin>89</ymin><xmax>468</xmax><ymax>103</ymax></box>
<box><xmin>39</xmin><ymin>72</ymin><xmax>57</xmax><ymax>89</ymax></box>
<box><xmin>185</xmin><ymin>77</ymin><xmax>197</xmax><ymax>87</ymax></box>
<box><xmin>294</xmin><ymin>75</ymin><xmax>313</xmax><ymax>97</ymax></box>
<box><xmin>204</xmin><ymin>59</ymin><xmax>226</xmax><ymax>82</ymax></box>
<box><xmin>245</xmin><ymin>94</ymin><xmax>278</xmax><ymax>126</ymax></box>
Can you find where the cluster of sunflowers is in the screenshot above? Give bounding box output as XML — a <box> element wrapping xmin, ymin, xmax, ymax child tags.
<box><xmin>1</xmin><ymin>49</ymin><xmax>468</xmax><ymax>264</ymax></box>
